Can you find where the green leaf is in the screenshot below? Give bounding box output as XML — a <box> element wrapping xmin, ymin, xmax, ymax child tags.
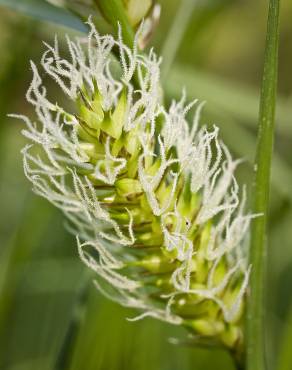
<box><xmin>0</xmin><ymin>0</ymin><xmax>87</xmax><ymax>32</ymax></box>
<box><xmin>246</xmin><ymin>1</ymin><xmax>280</xmax><ymax>370</ymax></box>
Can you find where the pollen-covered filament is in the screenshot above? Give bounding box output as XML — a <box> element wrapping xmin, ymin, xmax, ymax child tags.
<box><xmin>16</xmin><ymin>19</ymin><xmax>254</xmax><ymax>354</ymax></box>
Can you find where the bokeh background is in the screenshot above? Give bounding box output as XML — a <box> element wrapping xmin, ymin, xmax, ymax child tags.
<box><xmin>0</xmin><ymin>1</ymin><xmax>291</xmax><ymax>369</ymax></box>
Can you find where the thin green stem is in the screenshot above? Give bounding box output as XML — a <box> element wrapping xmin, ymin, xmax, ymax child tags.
<box><xmin>246</xmin><ymin>1</ymin><xmax>280</xmax><ymax>370</ymax></box>
<box><xmin>94</xmin><ymin>0</ymin><xmax>135</xmax><ymax>47</ymax></box>
<box><xmin>93</xmin><ymin>0</ymin><xmax>143</xmax><ymax>89</ymax></box>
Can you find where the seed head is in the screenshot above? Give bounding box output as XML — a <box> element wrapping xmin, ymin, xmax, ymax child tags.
<box><xmin>13</xmin><ymin>19</ymin><xmax>254</xmax><ymax>352</ymax></box>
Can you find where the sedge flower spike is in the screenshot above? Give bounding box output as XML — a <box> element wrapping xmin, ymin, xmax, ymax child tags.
<box><xmin>14</xmin><ymin>19</ymin><xmax>254</xmax><ymax>354</ymax></box>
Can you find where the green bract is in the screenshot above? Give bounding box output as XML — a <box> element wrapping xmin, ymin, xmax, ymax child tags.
<box><xmin>14</xmin><ymin>19</ymin><xmax>253</xmax><ymax>357</ymax></box>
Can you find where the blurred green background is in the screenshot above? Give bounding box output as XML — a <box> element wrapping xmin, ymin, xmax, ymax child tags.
<box><xmin>0</xmin><ymin>1</ymin><xmax>291</xmax><ymax>369</ymax></box>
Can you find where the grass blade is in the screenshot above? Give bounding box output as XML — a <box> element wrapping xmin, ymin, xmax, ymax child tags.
<box><xmin>246</xmin><ymin>1</ymin><xmax>280</xmax><ymax>369</ymax></box>
<box><xmin>0</xmin><ymin>0</ymin><xmax>87</xmax><ymax>32</ymax></box>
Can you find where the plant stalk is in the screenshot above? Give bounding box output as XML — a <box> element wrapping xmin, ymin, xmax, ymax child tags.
<box><xmin>246</xmin><ymin>1</ymin><xmax>280</xmax><ymax>370</ymax></box>
<box><xmin>94</xmin><ymin>0</ymin><xmax>135</xmax><ymax>47</ymax></box>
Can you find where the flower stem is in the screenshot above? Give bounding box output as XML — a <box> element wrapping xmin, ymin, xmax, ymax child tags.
<box><xmin>54</xmin><ymin>271</ymin><xmax>91</xmax><ymax>370</ymax></box>
<box><xmin>246</xmin><ymin>1</ymin><xmax>280</xmax><ymax>370</ymax></box>
<box><xmin>94</xmin><ymin>0</ymin><xmax>135</xmax><ymax>47</ymax></box>
<box><xmin>94</xmin><ymin>0</ymin><xmax>144</xmax><ymax>90</ymax></box>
